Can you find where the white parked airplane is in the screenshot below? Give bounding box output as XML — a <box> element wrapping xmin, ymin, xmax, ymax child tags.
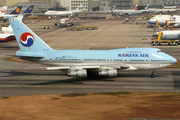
<box><xmin>44</xmin><ymin>4</ymin><xmax>83</xmax><ymax>17</ymax></box>
<box><xmin>152</xmin><ymin>30</ymin><xmax>180</xmax><ymax>40</ymax></box>
<box><xmin>147</xmin><ymin>8</ymin><xmax>177</xmax><ymax>13</ymax></box>
<box><xmin>148</xmin><ymin>15</ymin><xmax>180</xmax><ymax>27</ymax></box>
<box><xmin>147</xmin><ymin>4</ymin><xmax>179</xmax><ymax>13</ymax></box>
<box><xmin>164</xmin><ymin>5</ymin><xmax>178</xmax><ymax>9</ymax></box>
<box><xmin>0</xmin><ymin>6</ymin><xmax>22</xmax><ymax>19</ymax></box>
<box><xmin>7</xmin><ymin>16</ymin><xmax>177</xmax><ymax>78</ymax></box>
<box><xmin>0</xmin><ymin>5</ymin><xmax>34</xmax><ymax>22</ymax></box>
<box><xmin>0</xmin><ymin>6</ymin><xmax>8</xmax><ymax>15</ymax></box>
<box><xmin>0</xmin><ymin>15</ymin><xmax>23</xmax><ymax>42</ymax></box>
<box><xmin>111</xmin><ymin>4</ymin><xmax>148</xmax><ymax>15</ymax></box>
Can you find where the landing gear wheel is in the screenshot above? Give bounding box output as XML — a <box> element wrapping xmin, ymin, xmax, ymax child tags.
<box><xmin>151</xmin><ymin>74</ymin><xmax>155</xmax><ymax>78</ymax></box>
<box><xmin>151</xmin><ymin>70</ymin><xmax>156</xmax><ymax>78</ymax></box>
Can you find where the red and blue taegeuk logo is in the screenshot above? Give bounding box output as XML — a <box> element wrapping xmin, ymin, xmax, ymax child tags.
<box><xmin>20</xmin><ymin>32</ymin><xmax>35</xmax><ymax>47</ymax></box>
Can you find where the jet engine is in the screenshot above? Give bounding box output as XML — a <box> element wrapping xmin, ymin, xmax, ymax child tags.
<box><xmin>54</xmin><ymin>22</ymin><xmax>60</xmax><ymax>26</ymax></box>
<box><xmin>68</xmin><ymin>69</ymin><xmax>87</xmax><ymax>78</ymax></box>
<box><xmin>99</xmin><ymin>69</ymin><xmax>117</xmax><ymax>77</ymax></box>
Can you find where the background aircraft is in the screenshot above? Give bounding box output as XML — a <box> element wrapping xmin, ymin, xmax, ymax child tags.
<box><xmin>0</xmin><ymin>6</ymin><xmax>22</xmax><ymax>19</ymax></box>
<box><xmin>8</xmin><ymin>16</ymin><xmax>177</xmax><ymax>78</ymax></box>
<box><xmin>0</xmin><ymin>15</ymin><xmax>23</xmax><ymax>42</ymax></box>
<box><xmin>148</xmin><ymin>15</ymin><xmax>180</xmax><ymax>27</ymax></box>
<box><xmin>147</xmin><ymin>4</ymin><xmax>179</xmax><ymax>13</ymax></box>
<box><xmin>44</xmin><ymin>4</ymin><xmax>83</xmax><ymax>17</ymax></box>
<box><xmin>22</xmin><ymin>5</ymin><xmax>34</xmax><ymax>16</ymax></box>
<box><xmin>111</xmin><ymin>4</ymin><xmax>148</xmax><ymax>15</ymax></box>
<box><xmin>0</xmin><ymin>5</ymin><xmax>34</xmax><ymax>22</ymax></box>
<box><xmin>0</xmin><ymin>6</ymin><xmax>7</xmax><ymax>15</ymax></box>
<box><xmin>152</xmin><ymin>30</ymin><xmax>180</xmax><ymax>41</ymax></box>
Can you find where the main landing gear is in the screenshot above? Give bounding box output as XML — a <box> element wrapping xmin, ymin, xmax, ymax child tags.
<box><xmin>150</xmin><ymin>70</ymin><xmax>156</xmax><ymax>78</ymax></box>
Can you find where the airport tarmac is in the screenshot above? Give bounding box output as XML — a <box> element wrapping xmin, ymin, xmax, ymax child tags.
<box><xmin>0</xmin><ymin>19</ymin><xmax>180</xmax><ymax>96</ymax></box>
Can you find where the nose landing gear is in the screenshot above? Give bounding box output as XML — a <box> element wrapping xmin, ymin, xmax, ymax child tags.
<box><xmin>151</xmin><ymin>70</ymin><xmax>156</xmax><ymax>78</ymax></box>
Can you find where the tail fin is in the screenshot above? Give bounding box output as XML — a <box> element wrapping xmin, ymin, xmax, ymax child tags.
<box><xmin>144</xmin><ymin>4</ymin><xmax>149</xmax><ymax>10</ymax></box>
<box><xmin>9</xmin><ymin>6</ymin><xmax>22</xmax><ymax>14</ymax></box>
<box><xmin>74</xmin><ymin>4</ymin><xmax>83</xmax><ymax>12</ymax></box>
<box><xmin>2</xmin><ymin>15</ymin><xmax>24</xmax><ymax>34</ymax></box>
<box><xmin>133</xmin><ymin>4</ymin><xmax>138</xmax><ymax>10</ymax></box>
<box><xmin>111</xmin><ymin>6</ymin><xmax>116</xmax><ymax>11</ymax></box>
<box><xmin>177</xmin><ymin>4</ymin><xmax>180</xmax><ymax>9</ymax></box>
<box><xmin>8</xmin><ymin>16</ymin><xmax>52</xmax><ymax>52</ymax></box>
<box><xmin>0</xmin><ymin>6</ymin><xmax>7</xmax><ymax>15</ymax></box>
<box><xmin>23</xmin><ymin>5</ymin><xmax>34</xmax><ymax>14</ymax></box>
<box><xmin>162</xmin><ymin>3</ymin><xmax>164</xmax><ymax>8</ymax></box>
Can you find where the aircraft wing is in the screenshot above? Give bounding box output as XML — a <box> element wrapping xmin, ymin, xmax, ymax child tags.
<box><xmin>45</xmin><ymin>64</ymin><xmax>129</xmax><ymax>70</ymax></box>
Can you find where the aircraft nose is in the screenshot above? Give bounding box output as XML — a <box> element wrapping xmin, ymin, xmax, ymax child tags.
<box><xmin>147</xmin><ymin>20</ymin><xmax>151</xmax><ymax>24</ymax></box>
<box><xmin>169</xmin><ymin>55</ymin><xmax>177</xmax><ymax>65</ymax></box>
<box><xmin>172</xmin><ymin>57</ymin><xmax>177</xmax><ymax>64</ymax></box>
<box><xmin>152</xmin><ymin>34</ymin><xmax>158</xmax><ymax>38</ymax></box>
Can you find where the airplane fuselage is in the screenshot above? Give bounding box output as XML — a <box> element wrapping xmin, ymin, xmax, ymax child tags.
<box><xmin>147</xmin><ymin>8</ymin><xmax>177</xmax><ymax>13</ymax></box>
<box><xmin>153</xmin><ymin>31</ymin><xmax>180</xmax><ymax>40</ymax></box>
<box><xmin>148</xmin><ymin>15</ymin><xmax>180</xmax><ymax>27</ymax></box>
<box><xmin>16</xmin><ymin>48</ymin><xmax>176</xmax><ymax>71</ymax></box>
<box><xmin>9</xmin><ymin>16</ymin><xmax>177</xmax><ymax>78</ymax></box>
<box><xmin>113</xmin><ymin>10</ymin><xmax>143</xmax><ymax>15</ymax></box>
<box><xmin>45</xmin><ymin>11</ymin><xmax>73</xmax><ymax>16</ymax></box>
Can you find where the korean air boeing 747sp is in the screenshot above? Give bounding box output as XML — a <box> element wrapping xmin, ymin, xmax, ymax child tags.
<box><xmin>8</xmin><ymin>17</ymin><xmax>177</xmax><ymax>78</ymax></box>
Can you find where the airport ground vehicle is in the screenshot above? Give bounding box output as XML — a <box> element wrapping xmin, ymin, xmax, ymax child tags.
<box><xmin>67</xmin><ymin>26</ymin><xmax>83</xmax><ymax>31</ymax></box>
<box><xmin>67</xmin><ymin>26</ymin><xmax>98</xmax><ymax>31</ymax></box>
<box><xmin>42</xmin><ymin>26</ymin><xmax>51</xmax><ymax>29</ymax></box>
<box><xmin>55</xmin><ymin>18</ymin><xmax>75</xmax><ymax>28</ymax></box>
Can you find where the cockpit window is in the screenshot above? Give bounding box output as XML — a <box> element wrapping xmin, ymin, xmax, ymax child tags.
<box><xmin>157</xmin><ymin>50</ymin><xmax>163</xmax><ymax>52</ymax></box>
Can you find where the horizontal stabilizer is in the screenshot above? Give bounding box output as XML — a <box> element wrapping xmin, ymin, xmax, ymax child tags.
<box><xmin>16</xmin><ymin>55</ymin><xmax>44</xmax><ymax>58</ymax></box>
<box><xmin>16</xmin><ymin>51</ymin><xmax>45</xmax><ymax>58</ymax></box>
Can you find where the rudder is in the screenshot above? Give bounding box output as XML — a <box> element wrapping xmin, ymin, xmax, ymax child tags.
<box><xmin>8</xmin><ymin>16</ymin><xmax>52</xmax><ymax>52</ymax></box>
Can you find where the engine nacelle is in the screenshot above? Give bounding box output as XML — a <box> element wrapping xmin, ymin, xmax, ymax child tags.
<box><xmin>54</xmin><ymin>22</ymin><xmax>60</xmax><ymax>26</ymax></box>
<box><xmin>71</xmin><ymin>23</ymin><xmax>75</xmax><ymax>26</ymax></box>
<box><xmin>99</xmin><ymin>69</ymin><xmax>117</xmax><ymax>77</ymax></box>
<box><xmin>99</xmin><ymin>70</ymin><xmax>108</xmax><ymax>76</ymax></box>
<box><xmin>68</xmin><ymin>69</ymin><xmax>87</xmax><ymax>78</ymax></box>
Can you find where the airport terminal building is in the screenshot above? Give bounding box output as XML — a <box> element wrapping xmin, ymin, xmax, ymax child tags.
<box><xmin>0</xmin><ymin>0</ymin><xmax>180</xmax><ymax>12</ymax></box>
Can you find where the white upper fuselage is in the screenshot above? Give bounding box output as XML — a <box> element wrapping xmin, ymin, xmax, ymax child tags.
<box><xmin>147</xmin><ymin>8</ymin><xmax>177</xmax><ymax>13</ymax></box>
<box><xmin>164</xmin><ymin>6</ymin><xmax>177</xmax><ymax>9</ymax></box>
<box><xmin>44</xmin><ymin>11</ymin><xmax>73</xmax><ymax>16</ymax></box>
<box><xmin>113</xmin><ymin>10</ymin><xmax>144</xmax><ymax>15</ymax></box>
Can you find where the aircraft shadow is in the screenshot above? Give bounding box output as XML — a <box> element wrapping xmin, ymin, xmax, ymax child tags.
<box><xmin>28</xmin><ymin>77</ymin><xmax>115</xmax><ymax>85</ymax></box>
<box><xmin>0</xmin><ymin>70</ymin><xmax>57</xmax><ymax>77</ymax></box>
<box><xmin>0</xmin><ymin>70</ymin><xmax>166</xmax><ymax>86</ymax></box>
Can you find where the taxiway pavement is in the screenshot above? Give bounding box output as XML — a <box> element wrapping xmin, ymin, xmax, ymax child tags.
<box><xmin>0</xmin><ymin>19</ymin><xmax>180</xmax><ymax>96</ymax></box>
